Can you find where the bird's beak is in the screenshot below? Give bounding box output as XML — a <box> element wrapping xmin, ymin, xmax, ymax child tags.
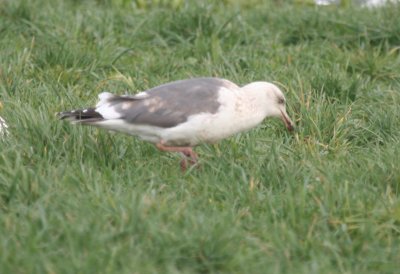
<box><xmin>280</xmin><ymin>109</ymin><xmax>295</xmax><ymax>132</ymax></box>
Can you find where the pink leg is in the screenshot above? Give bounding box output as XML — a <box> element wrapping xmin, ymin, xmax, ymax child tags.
<box><xmin>155</xmin><ymin>143</ymin><xmax>198</xmax><ymax>171</ymax></box>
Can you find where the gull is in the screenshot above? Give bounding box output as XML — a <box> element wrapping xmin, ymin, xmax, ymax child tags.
<box><xmin>0</xmin><ymin>101</ymin><xmax>9</xmax><ymax>139</ymax></box>
<box><xmin>0</xmin><ymin>116</ymin><xmax>8</xmax><ymax>138</ymax></box>
<box><xmin>58</xmin><ymin>77</ymin><xmax>294</xmax><ymax>169</ymax></box>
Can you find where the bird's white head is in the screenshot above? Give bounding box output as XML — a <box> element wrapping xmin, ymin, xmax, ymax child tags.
<box><xmin>242</xmin><ymin>81</ymin><xmax>295</xmax><ymax>131</ymax></box>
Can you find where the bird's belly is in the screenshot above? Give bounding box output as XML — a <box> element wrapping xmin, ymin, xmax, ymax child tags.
<box><xmin>94</xmin><ymin>120</ymin><xmax>164</xmax><ymax>144</ymax></box>
<box><xmin>161</xmin><ymin>109</ymin><xmax>264</xmax><ymax>146</ymax></box>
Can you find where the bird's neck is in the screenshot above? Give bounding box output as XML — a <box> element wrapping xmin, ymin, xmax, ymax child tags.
<box><xmin>239</xmin><ymin>87</ymin><xmax>268</xmax><ymax>115</ymax></box>
<box><xmin>234</xmin><ymin>89</ymin><xmax>269</xmax><ymax>130</ymax></box>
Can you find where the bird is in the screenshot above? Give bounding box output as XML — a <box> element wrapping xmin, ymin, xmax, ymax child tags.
<box><xmin>0</xmin><ymin>101</ymin><xmax>9</xmax><ymax>139</ymax></box>
<box><xmin>58</xmin><ymin>77</ymin><xmax>294</xmax><ymax>170</ymax></box>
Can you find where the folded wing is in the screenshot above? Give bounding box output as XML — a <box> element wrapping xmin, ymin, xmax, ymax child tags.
<box><xmin>59</xmin><ymin>77</ymin><xmax>236</xmax><ymax>128</ymax></box>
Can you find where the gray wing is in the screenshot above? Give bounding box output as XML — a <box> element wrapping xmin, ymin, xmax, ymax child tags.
<box><xmin>107</xmin><ymin>78</ymin><xmax>237</xmax><ymax>128</ymax></box>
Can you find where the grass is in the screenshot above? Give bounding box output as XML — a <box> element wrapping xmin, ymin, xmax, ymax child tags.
<box><xmin>1</xmin><ymin>0</ymin><xmax>400</xmax><ymax>273</ymax></box>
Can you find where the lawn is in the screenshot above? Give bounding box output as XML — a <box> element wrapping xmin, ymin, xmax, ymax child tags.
<box><xmin>0</xmin><ymin>0</ymin><xmax>400</xmax><ymax>273</ymax></box>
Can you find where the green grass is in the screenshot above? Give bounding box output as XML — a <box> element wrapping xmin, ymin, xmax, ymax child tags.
<box><xmin>1</xmin><ymin>0</ymin><xmax>400</xmax><ymax>273</ymax></box>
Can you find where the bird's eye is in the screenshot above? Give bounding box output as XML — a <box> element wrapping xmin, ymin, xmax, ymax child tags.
<box><xmin>278</xmin><ymin>97</ymin><xmax>285</xmax><ymax>104</ymax></box>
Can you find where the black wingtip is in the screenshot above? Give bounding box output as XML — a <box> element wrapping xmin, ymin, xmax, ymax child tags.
<box><xmin>57</xmin><ymin>111</ymin><xmax>72</xmax><ymax>120</ymax></box>
<box><xmin>57</xmin><ymin>108</ymin><xmax>104</xmax><ymax>122</ymax></box>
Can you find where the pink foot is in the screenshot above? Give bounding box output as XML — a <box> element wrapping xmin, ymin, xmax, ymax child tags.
<box><xmin>156</xmin><ymin>142</ymin><xmax>199</xmax><ymax>171</ymax></box>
